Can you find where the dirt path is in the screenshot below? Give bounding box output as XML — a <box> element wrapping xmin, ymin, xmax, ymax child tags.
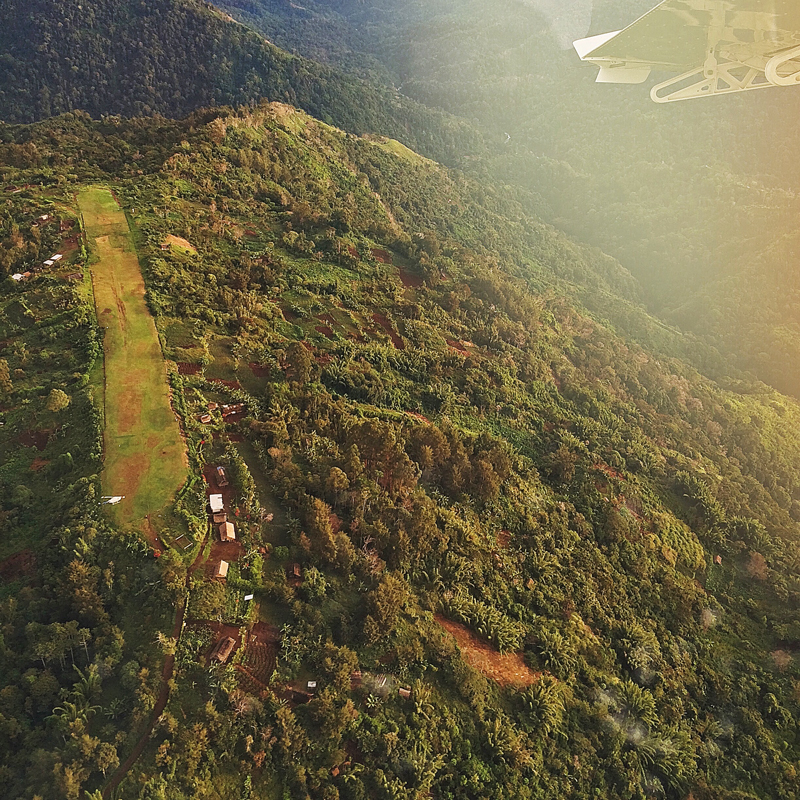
<box><xmin>78</xmin><ymin>187</ymin><xmax>187</xmax><ymax>524</ymax></box>
<box><xmin>102</xmin><ymin>597</ymin><xmax>185</xmax><ymax>798</ymax></box>
<box><xmin>103</xmin><ymin>523</ymin><xmax>211</xmax><ymax>796</ymax></box>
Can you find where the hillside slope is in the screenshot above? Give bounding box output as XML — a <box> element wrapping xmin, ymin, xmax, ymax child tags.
<box><xmin>2</xmin><ymin>105</ymin><xmax>800</xmax><ymax>800</ymax></box>
<box><xmin>213</xmin><ymin>0</ymin><xmax>800</xmax><ymax>400</ymax></box>
<box><xmin>0</xmin><ymin>0</ymin><xmax>483</xmax><ymax>168</ymax></box>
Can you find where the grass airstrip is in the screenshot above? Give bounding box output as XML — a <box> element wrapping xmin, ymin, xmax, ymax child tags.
<box><xmin>78</xmin><ymin>187</ymin><xmax>187</xmax><ymax>527</ymax></box>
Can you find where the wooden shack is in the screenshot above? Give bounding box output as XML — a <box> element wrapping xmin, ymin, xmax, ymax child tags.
<box><xmin>210</xmin><ymin>636</ymin><xmax>236</xmax><ymax>663</ymax></box>
<box><xmin>212</xmin><ymin>512</ymin><xmax>227</xmax><ymax>525</ymax></box>
<box><xmin>219</xmin><ymin>522</ymin><xmax>236</xmax><ymax>542</ymax></box>
<box><xmin>215</xmin><ymin>560</ymin><xmax>229</xmax><ymax>578</ymax></box>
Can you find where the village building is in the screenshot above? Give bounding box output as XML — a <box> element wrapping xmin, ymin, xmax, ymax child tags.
<box><xmin>210</xmin><ymin>636</ymin><xmax>236</xmax><ymax>663</ymax></box>
<box><xmin>221</xmin><ymin>403</ymin><xmax>246</xmax><ymax>418</ymax></box>
<box><xmin>215</xmin><ymin>560</ymin><xmax>229</xmax><ymax>578</ymax></box>
<box><xmin>212</xmin><ymin>512</ymin><xmax>227</xmax><ymax>525</ymax></box>
<box><xmin>219</xmin><ymin>521</ymin><xmax>236</xmax><ymax>542</ymax></box>
<box><xmin>199</xmin><ymin>413</ymin><xmax>212</xmax><ymax>423</ymax></box>
<box><xmin>50</xmin><ymin>254</ymin><xmax>63</xmax><ymax>261</ymax></box>
<box><xmin>209</xmin><ymin>493</ymin><xmax>224</xmax><ymax>513</ymax></box>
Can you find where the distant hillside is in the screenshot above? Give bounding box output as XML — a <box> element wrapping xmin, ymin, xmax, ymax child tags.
<box><xmin>213</xmin><ymin>0</ymin><xmax>800</xmax><ymax>401</ymax></box>
<box><xmin>0</xmin><ymin>0</ymin><xmax>484</xmax><ymax>168</ymax></box>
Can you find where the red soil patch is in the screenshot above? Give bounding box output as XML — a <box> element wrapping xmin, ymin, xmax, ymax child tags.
<box><xmin>397</xmin><ymin>267</ymin><xmax>423</xmax><ymax>288</ymax></box>
<box><xmin>319</xmin><ymin>313</ymin><xmax>337</xmax><ymax>326</ymax></box>
<box><xmin>209</xmin><ymin>378</ymin><xmax>242</xmax><ymax>390</ymax></box>
<box><xmin>224</xmin><ymin>412</ymin><xmax>247</xmax><ymax>424</ymax></box>
<box><xmin>347</xmin><ymin>245</ymin><xmax>359</xmax><ymax>259</ymax></box>
<box><xmin>206</xmin><ymin>540</ymin><xmax>243</xmax><ymax>577</ymax></box>
<box><xmin>315</xmin><ymin>353</ymin><xmax>333</xmax><ymax>367</ymax></box>
<box><xmin>225</xmin><ymin>433</ymin><xmax>245</xmax><ymax>443</ymax></box>
<box><xmin>595</xmin><ymin>463</ymin><xmax>625</xmax><ymax>480</ymax></box>
<box><xmin>184</xmin><ymin>622</ymin><xmax>244</xmax><ymax>665</ymax></box>
<box><xmin>59</xmin><ymin>234</ymin><xmax>81</xmax><ymax>255</ymax></box>
<box><xmin>371</xmin><ymin>248</ymin><xmax>393</xmax><ymax>265</ymax></box>
<box><xmin>18</xmin><ymin>429</ymin><xmax>53</xmax><ymax>451</ymax></box>
<box><xmin>315</xmin><ymin>325</ymin><xmax>335</xmax><ymax>339</ymax></box>
<box><xmin>0</xmin><ymin>549</ymin><xmax>36</xmax><ymax>583</ymax></box>
<box><xmin>496</xmin><ymin>530</ymin><xmax>511</xmax><ymax>549</ymax></box>
<box><xmin>177</xmin><ymin>362</ymin><xmax>202</xmax><ymax>375</ymax></box>
<box><xmin>372</xmin><ymin>313</ymin><xmax>405</xmax><ymax>350</ymax></box>
<box><xmin>203</xmin><ymin>463</ymin><xmax>236</xmax><ymax>507</ymax></box>
<box><xmin>405</xmin><ymin>411</ymin><xmax>429</xmax><ymax>424</ymax></box>
<box><xmin>249</xmin><ymin>363</ymin><xmax>270</xmax><ymax>377</ymax></box>
<box><xmin>281</xmin><ymin>307</ymin><xmax>299</xmax><ymax>322</ymax></box>
<box><xmin>251</xmin><ymin>622</ymin><xmax>281</xmax><ymax>644</ymax></box>
<box><xmin>30</xmin><ymin>457</ymin><xmax>50</xmax><ymax>472</ymax></box>
<box><xmin>436</xmin><ymin>615</ymin><xmax>539</xmax><ymax>688</ymax></box>
<box><xmin>143</xmin><ymin>516</ymin><xmax>165</xmax><ymax>554</ymax></box>
<box><xmin>446</xmin><ymin>339</ymin><xmax>469</xmax><ymax>356</ymax></box>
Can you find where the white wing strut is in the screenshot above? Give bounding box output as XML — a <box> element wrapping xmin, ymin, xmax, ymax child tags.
<box><xmin>574</xmin><ymin>0</ymin><xmax>800</xmax><ymax>103</ymax></box>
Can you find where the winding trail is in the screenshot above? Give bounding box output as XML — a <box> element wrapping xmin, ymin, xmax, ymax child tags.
<box><xmin>103</xmin><ymin>524</ymin><xmax>210</xmax><ymax>797</ymax></box>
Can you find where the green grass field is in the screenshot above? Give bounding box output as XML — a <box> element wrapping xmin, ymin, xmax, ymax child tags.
<box><xmin>79</xmin><ymin>187</ymin><xmax>187</xmax><ymax>529</ymax></box>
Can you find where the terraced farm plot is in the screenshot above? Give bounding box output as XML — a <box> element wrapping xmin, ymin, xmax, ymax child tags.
<box><xmin>79</xmin><ymin>187</ymin><xmax>187</xmax><ymax>525</ymax></box>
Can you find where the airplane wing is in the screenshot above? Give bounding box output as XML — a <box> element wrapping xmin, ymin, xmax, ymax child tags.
<box><xmin>574</xmin><ymin>1</ymin><xmax>800</xmax><ymax>102</ymax></box>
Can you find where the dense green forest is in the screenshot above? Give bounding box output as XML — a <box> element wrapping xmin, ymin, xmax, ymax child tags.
<box><xmin>6</xmin><ymin>0</ymin><xmax>800</xmax><ymax>398</ymax></box>
<box><xmin>212</xmin><ymin>0</ymin><xmax>800</xmax><ymax>399</ymax></box>
<box><xmin>2</xmin><ymin>104</ymin><xmax>800</xmax><ymax>800</ymax></box>
<box><xmin>0</xmin><ymin>0</ymin><xmax>484</xmax><ymax>169</ymax></box>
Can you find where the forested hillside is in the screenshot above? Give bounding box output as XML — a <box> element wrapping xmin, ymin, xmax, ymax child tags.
<box><xmin>6</xmin><ymin>0</ymin><xmax>800</xmax><ymax>399</ymax></box>
<box><xmin>2</xmin><ymin>105</ymin><xmax>800</xmax><ymax>800</ymax></box>
<box><xmin>0</xmin><ymin>0</ymin><xmax>483</xmax><ymax>168</ymax></box>
<box><xmin>213</xmin><ymin>0</ymin><xmax>800</xmax><ymax>399</ymax></box>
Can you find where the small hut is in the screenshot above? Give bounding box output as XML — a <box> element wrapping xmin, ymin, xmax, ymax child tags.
<box><xmin>215</xmin><ymin>560</ymin><xmax>229</xmax><ymax>578</ymax></box>
<box><xmin>209</xmin><ymin>494</ymin><xmax>224</xmax><ymax>513</ymax></box>
<box><xmin>210</xmin><ymin>636</ymin><xmax>236</xmax><ymax>663</ymax></box>
<box><xmin>219</xmin><ymin>522</ymin><xmax>236</xmax><ymax>542</ymax></box>
<box><xmin>212</xmin><ymin>512</ymin><xmax>227</xmax><ymax>525</ymax></box>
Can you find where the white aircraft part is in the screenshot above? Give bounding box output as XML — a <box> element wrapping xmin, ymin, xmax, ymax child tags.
<box><xmin>574</xmin><ymin>1</ymin><xmax>800</xmax><ymax>102</ymax></box>
<box><xmin>573</xmin><ymin>30</ymin><xmax>622</xmax><ymax>60</ymax></box>
<box><xmin>765</xmin><ymin>44</ymin><xmax>800</xmax><ymax>85</ymax></box>
<box><xmin>597</xmin><ymin>66</ymin><xmax>652</xmax><ymax>84</ymax></box>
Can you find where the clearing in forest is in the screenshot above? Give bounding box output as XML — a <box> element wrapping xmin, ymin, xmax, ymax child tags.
<box><xmin>436</xmin><ymin>615</ymin><xmax>539</xmax><ymax>688</ymax></box>
<box><xmin>79</xmin><ymin>187</ymin><xmax>187</xmax><ymax>526</ymax></box>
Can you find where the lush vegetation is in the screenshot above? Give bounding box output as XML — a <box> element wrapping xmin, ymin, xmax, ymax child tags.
<box><xmin>2</xmin><ymin>104</ymin><xmax>800</xmax><ymax>799</ymax></box>
<box><xmin>0</xmin><ymin>0</ymin><xmax>484</xmax><ymax>170</ymax></box>
<box><xmin>0</xmin><ymin>184</ymin><xmax>184</xmax><ymax>798</ymax></box>
<box><xmin>213</xmin><ymin>0</ymin><xmax>800</xmax><ymax>400</ymax></box>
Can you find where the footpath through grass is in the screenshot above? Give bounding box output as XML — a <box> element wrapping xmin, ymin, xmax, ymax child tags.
<box><xmin>79</xmin><ymin>187</ymin><xmax>187</xmax><ymax>528</ymax></box>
